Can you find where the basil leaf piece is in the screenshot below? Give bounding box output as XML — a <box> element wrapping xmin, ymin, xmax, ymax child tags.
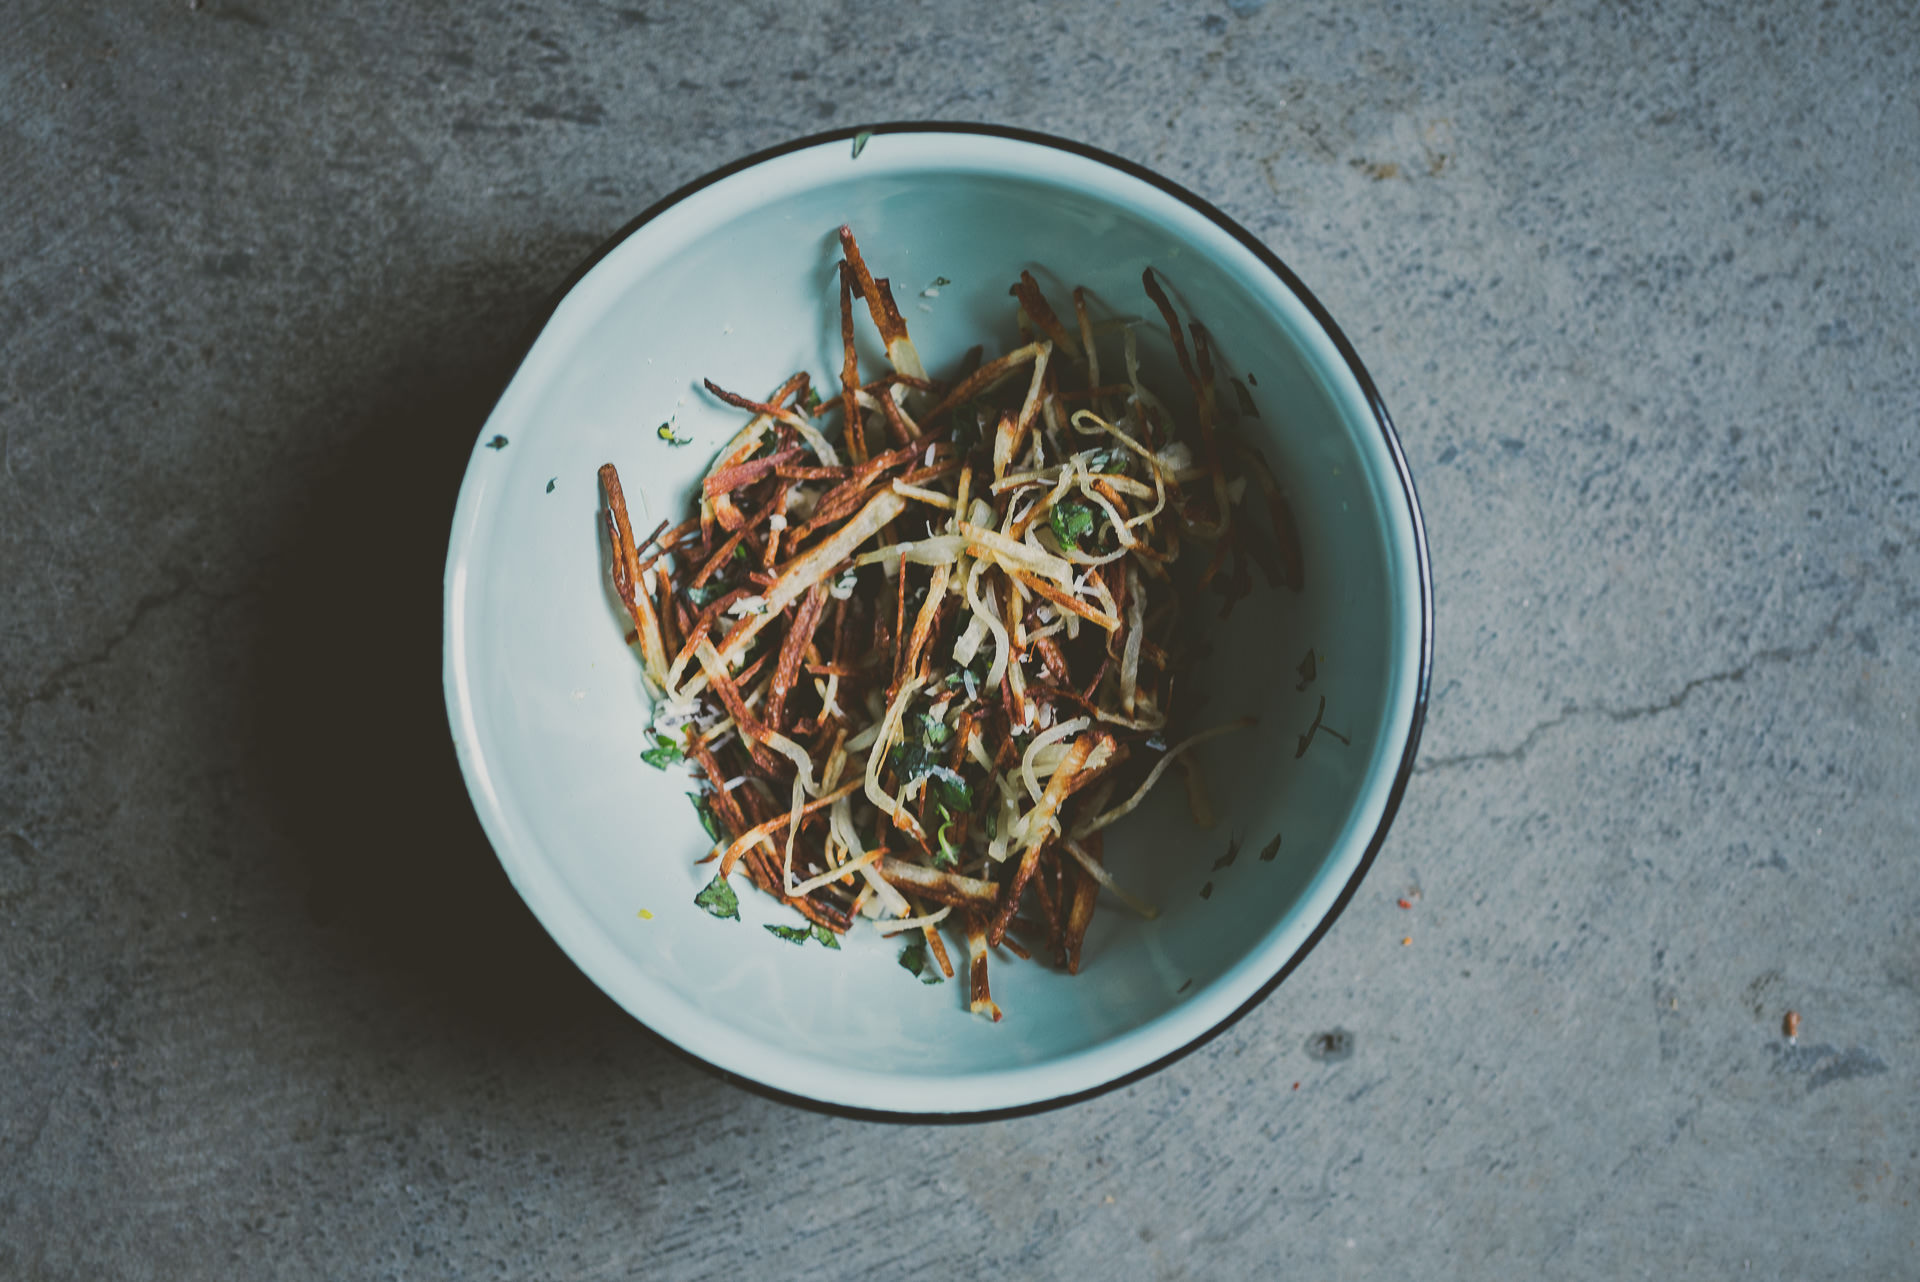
<box><xmin>688</xmin><ymin>793</ymin><xmax>723</xmax><ymax>843</ymax></box>
<box><xmin>1231</xmin><ymin>377</ymin><xmax>1259</xmax><ymax>418</ymax></box>
<box><xmin>693</xmin><ymin>874</ymin><xmax>739</xmax><ymax>921</ymax></box>
<box><xmin>924</xmin><ymin>766</ymin><xmax>971</xmax><ymax>813</ymax></box>
<box><xmin>898</xmin><ymin>937</ymin><xmax>945</xmax><ymax>984</ymax></box>
<box><xmin>934</xmin><ymin>810</ymin><xmax>961</xmax><ymax>868</ymax></box>
<box><xmin>1049</xmin><ymin>500</ymin><xmax>1097</xmax><ymax>550</ymax></box>
<box><xmin>640</xmin><ymin>735</ymin><xmax>684</xmax><ymax>770</ymax></box>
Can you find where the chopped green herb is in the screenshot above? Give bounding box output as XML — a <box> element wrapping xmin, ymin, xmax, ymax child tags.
<box><xmin>688</xmin><ymin>792</ymin><xmax>723</xmax><ymax>842</ymax></box>
<box><xmin>694</xmin><ymin>873</ymin><xmax>739</xmax><ymax>921</ymax></box>
<box><xmin>941</xmin><ymin>648</ymin><xmax>992</xmax><ymax>693</ymax></box>
<box><xmin>1231</xmin><ymin>377</ymin><xmax>1259</xmax><ymax>418</ymax></box>
<box><xmin>657</xmin><ymin>421</ymin><xmax>691</xmax><ymax>447</ymax></box>
<box><xmin>810</xmin><ymin>923</ymin><xmax>841</xmax><ymax>950</ymax></box>
<box><xmin>686</xmin><ymin>583</ymin><xmax>724</xmax><ymax>608</ymax></box>
<box><xmin>546</xmin><ymin>477</ymin><xmax>556</xmax><ymax>493</ymax></box>
<box><xmin>486</xmin><ymin>435</ymin><xmax>509</xmax><ymax>451</ymax></box>
<box><xmin>733</xmin><ymin>543</ymin><xmax>749</xmax><ymax>560</ymax></box>
<box><xmin>1258</xmin><ymin>832</ymin><xmax>1283</xmax><ymax>862</ymax></box>
<box><xmin>1049</xmin><ymin>500</ymin><xmax>1097</xmax><ymax>550</ymax></box>
<box><xmin>888</xmin><ymin>737</ymin><xmax>937</xmax><ymax>787</ymax></box>
<box><xmin>640</xmin><ymin>735</ymin><xmax>684</xmax><ymax>770</ymax></box>
<box><xmin>1200</xmin><ymin>881</ymin><xmax>1214</xmax><ymax>899</ymax></box>
<box><xmin>806</xmin><ymin>386</ymin><xmax>823</xmax><ymax>411</ymax></box>
<box><xmin>764</xmin><ymin>923</ymin><xmax>812</xmax><ymax>945</ymax></box>
<box><xmin>887</xmin><ymin>714</ymin><xmax>943</xmax><ymax>781</ymax></box>
<box><xmin>1296</xmin><ymin>693</ymin><xmax>1346</xmax><ymax>758</ymax></box>
<box><xmin>851</xmin><ymin>130</ymin><xmax>873</xmax><ymax>159</ymax></box>
<box><xmin>1212</xmin><ymin>833</ymin><xmax>1242</xmax><ymax>870</ymax></box>
<box><xmin>888</xmin><ymin>713</ymin><xmax>973</xmax><ymax>812</ymax></box>
<box><xmin>934</xmin><ymin>809</ymin><xmax>961</xmax><ymax>868</ymax></box>
<box><xmin>898</xmin><ymin>936</ymin><xmax>945</xmax><ymax>983</ymax></box>
<box><xmin>931</xmin><ymin>276</ymin><xmax>951</xmax><ymax>288</ymax></box>
<box><xmin>927</xmin><ymin>767</ymin><xmax>971</xmax><ymax>813</ymax></box>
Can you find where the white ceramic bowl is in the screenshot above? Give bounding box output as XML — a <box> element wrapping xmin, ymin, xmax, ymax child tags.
<box><xmin>443</xmin><ymin>124</ymin><xmax>1431</xmax><ymax>1118</ymax></box>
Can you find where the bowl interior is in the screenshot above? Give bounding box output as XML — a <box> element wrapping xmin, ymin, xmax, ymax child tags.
<box><xmin>444</xmin><ymin>130</ymin><xmax>1425</xmax><ymax>1114</ymax></box>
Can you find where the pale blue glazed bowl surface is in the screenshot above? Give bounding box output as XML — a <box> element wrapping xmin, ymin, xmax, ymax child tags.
<box><xmin>443</xmin><ymin>126</ymin><xmax>1430</xmax><ymax>1117</ymax></box>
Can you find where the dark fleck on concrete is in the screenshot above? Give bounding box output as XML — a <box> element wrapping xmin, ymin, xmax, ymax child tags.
<box><xmin>1306</xmin><ymin>1029</ymin><xmax>1354</xmax><ymax>1063</ymax></box>
<box><xmin>1767</xmin><ymin>1042</ymin><xmax>1890</xmax><ymax>1092</ymax></box>
<box><xmin>202</xmin><ymin>251</ymin><xmax>254</xmax><ymax>278</ymax></box>
<box><xmin>1744</xmin><ymin>969</ymin><xmax>1784</xmax><ymax>1018</ymax></box>
<box><xmin>526</xmin><ymin>102</ymin><xmax>606</xmax><ymax>126</ymax></box>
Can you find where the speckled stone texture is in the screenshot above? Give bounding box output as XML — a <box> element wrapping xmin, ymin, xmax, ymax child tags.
<box><xmin>4</xmin><ymin>1</ymin><xmax>1916</xmax><ymax>1278</ymax></box>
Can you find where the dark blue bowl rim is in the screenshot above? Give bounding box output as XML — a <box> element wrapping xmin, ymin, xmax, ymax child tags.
<box><xmin>460</xmin><ymin>120</ymin><xmax>1435</xmax><ymax>1125</ymax></box>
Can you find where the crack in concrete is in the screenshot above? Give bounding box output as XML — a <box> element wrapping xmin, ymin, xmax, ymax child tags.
<box><xmin>5</xmin><ymin>828</ymin><xmax>46</xmax><ymax>859</ymax></box>
<box><xmin>3</xmin><ymin>573</ymin><xmax>197</xmax><ymax>723</ymax></box>
<box><xmin>1416</xmin><ymin>577</ymin><xmax>1869</xmax><ymax>775</ymax></box>
<box><xmin>3</xmin><ymin>567</ymin><xmax>266</xmax><ymax>742</ymax></box>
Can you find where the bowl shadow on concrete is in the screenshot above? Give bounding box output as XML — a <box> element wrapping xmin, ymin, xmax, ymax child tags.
<box><xmin>251</xmin><ymin>327</ymin><xmax>682</xmax><ymax>1068</ymax></box>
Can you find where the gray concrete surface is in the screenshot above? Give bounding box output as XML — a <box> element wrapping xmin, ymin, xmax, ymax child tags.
<box><xmin>4</xmin><ymin>1</ymin><xmax>1917</xmax><ymax>1277</ymax></box>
